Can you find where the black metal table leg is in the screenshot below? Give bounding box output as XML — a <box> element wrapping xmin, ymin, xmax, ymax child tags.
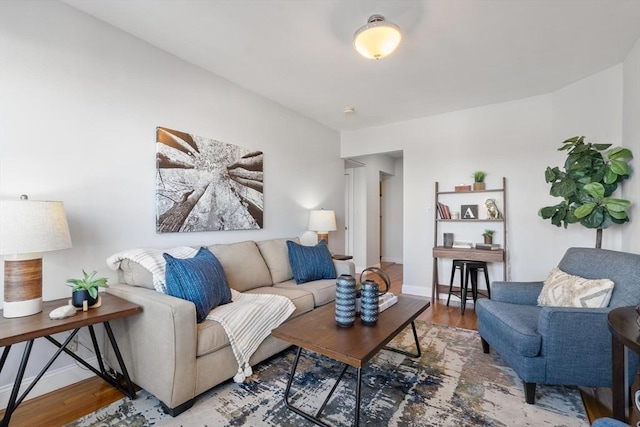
<box><xmin>384</xmin><ymin>321</ymin><xmax>422</xmax><ymax>358</ymax></box>
<box><xmin>1</xmin><ymin>340</ymin><xmax>34</xmax><ymax>427</ymax></box>
<box><xmin>103</xmin><ymin>321</ymin><xmax>136</xmax><ymax>398</ymax></box>
<box><xmin>355</xmin><ymin>367</ymin><xmax>362</xmax><ymax>426</ymax></box>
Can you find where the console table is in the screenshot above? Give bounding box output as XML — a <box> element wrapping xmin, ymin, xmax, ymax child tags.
<box><xmin>607</xmin><ymin>306</ymin><xmax>640</xmax><ymax>423</ymax></box>
<box><xmin>0</xmin><ymin>294</ymin><xmax>142</xmax><ymax>426</ymax></box>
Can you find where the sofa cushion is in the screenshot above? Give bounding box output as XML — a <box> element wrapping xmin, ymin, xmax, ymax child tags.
<box><xmin>286</xmin><ymin>240</ymin><xmax>336</xmax><ymax>284</ymax></box>
<box><xmin>208</xmin><ymin>241</ymin><xmax>273</xmax><ymax>292</ymax></box>
<box><xmin>117</xmin><ymin>258</ymin><xmax>154</xmax><ymax>289</ymax></box>
<box><xmin>256</xmin><ymin>238</ymin><xmax>298</xmax><ymax>284</ymax></box>
<box><xmin>163</xmin><ymin>248</ymin><xmax>232</xmax><ymax>323</ymax></box>
<box><xmin>245</xmin><ymin>286</ymin><xmax>314</xmax><ymax>318</ymax></box>
<box><xmin>538</xmin><ymin>267</ymin><xmax>615</xmax><ymax>308</ymax></box>
<box><xmin>275</xmin><ymin>279</ymin><xmax>336</xmax><ymax>307</ymax></box>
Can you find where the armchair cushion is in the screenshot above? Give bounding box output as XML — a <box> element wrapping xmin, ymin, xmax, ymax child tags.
<box><xmin>538</xmin><ymin>267</ymin><xmax>614</xmax><ymax>308</ymax></box>
<box><xmin>476</xmin><ymin>300</ymin><xmax>542</xmax><ymax>357</ymax></box>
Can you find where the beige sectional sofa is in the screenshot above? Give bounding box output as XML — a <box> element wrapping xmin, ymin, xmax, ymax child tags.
<box><xmin>104</xmin><ymin>238</ymin><xmax>355</xmax><ymax>416</ymax></box>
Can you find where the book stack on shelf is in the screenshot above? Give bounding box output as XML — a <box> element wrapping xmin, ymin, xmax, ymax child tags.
<box><xmin>452</xmin><ymin>241</ymin><xmax>473</xmax><ymax>249</ymax></box>
<box><xmin>476</xmin><ymin>243</ymin><xmax>501</xmax><ymax>250</ymax></box>
<box><xmin>437</xmin><ymin>202</ymin><xmax>451</xmax><ymax>219</ymax></box>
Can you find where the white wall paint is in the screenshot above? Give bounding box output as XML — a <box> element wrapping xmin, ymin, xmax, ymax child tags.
<box><xmin>622</xmin><ymin>38</ymin><xmax>640</xmax><ymax>254</ymax></box>
<box><xmin>381</xmin><ymin>158</ymin><xmax>403</xmax><ymax>264</ymax></box>
<box><xmin>0</xmin><ymin>0</ymin><xmax>343</xmax><ymax>397</ymax></box>
<box><xmin>342</xmin><ymin>65</ymin><xmax>631</xmax><ymax>296</ymax></box>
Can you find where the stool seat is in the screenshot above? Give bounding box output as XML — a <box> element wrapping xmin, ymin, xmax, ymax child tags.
<box><xmin>447</xmin><ymin>259</ymin><xmax>491</xmax><ymax>314</ymax></box>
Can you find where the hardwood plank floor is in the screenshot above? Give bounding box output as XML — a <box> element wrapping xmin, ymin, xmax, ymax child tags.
<box><xmin>1</xmin><ymin>263</ymin><xmax>626</xmax><ymax>425</ymax></box>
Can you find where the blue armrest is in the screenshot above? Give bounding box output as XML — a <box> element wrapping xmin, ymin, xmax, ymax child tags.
<box><xmin>491</xmin><ymin>281</ymin><xmax>543</xmax><ymax>305</ymax></box>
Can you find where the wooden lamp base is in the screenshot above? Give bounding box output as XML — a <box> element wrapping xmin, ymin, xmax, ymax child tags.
<box><xmin>3</xmin><ymin>255</ymin><xmax>43</xmax><ymax>318</ymax></box>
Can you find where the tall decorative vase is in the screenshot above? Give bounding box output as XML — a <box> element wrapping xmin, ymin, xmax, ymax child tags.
<box><xmin>335</xmin><ymin>274</ymin><xmax>356</xmax><ymax>327</ymax></box>
<box><xmin>361</xmin><ymin>280</ymin><xmax>379</xmax><ymax>326</ymax></box>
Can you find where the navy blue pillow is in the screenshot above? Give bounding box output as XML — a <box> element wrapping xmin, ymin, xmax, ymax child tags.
<box><xmin>286</xmin><ymin>240</ymin><xmax>336</xmax><ymax>284</ymax></box>
<box><xmin>163</xmin><ymin>247</ymin><xmax>232</xmax><ymax>323</ymax></box>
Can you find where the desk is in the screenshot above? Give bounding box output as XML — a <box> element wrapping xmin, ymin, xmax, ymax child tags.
<box><xmin>607</xmin><ymin>306</ymin><xmax>640</xmax><ymax>423</ymax></box>
<box><xmin>0</xmin><ymin>294</ymin><xmax>142</xmax><ymax>427</ymax></box>
<box><xmin>432</xmin><ymin>246</ymin><xmax>505</xmax><ymax>300</ymax></box>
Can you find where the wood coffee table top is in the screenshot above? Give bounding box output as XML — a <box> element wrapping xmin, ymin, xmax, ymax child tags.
<box><xmin>271</xmin><ymin>295</ymin><xmax>430</xmax><ymax>368</ymax></box>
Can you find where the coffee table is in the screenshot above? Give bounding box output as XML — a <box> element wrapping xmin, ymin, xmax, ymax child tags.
<box><xmin>271</xmin><ymin>295</ymin><xmax>430</xmax><ymax>426</ymax></box>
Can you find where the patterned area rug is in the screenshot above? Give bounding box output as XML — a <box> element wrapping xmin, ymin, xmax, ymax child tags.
<box><xmin>67</xmin><ymin>322</ymin><xmax>588</xmax><ymax>426</ymax></box>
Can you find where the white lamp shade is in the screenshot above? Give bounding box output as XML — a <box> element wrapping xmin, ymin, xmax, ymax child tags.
<box><xmin>354</xmin><ymin>15</ymin><xmax>402</xmax><ymax>60</ymax></box>
<box><xmin>0</xmin><ymin>199</ymin><xmax>72</xmax><ymax>255</ymax></box>
<box><xmin>308</xmin><ymin>210</ymin><xmax>337</xmax><ymax>233</ymax></box>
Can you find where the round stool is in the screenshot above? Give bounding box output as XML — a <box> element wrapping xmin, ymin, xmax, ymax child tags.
<box><xmin>446</xmin><ymin>260</ymin><xmax>491</xmax><ymax>314</ymax></box>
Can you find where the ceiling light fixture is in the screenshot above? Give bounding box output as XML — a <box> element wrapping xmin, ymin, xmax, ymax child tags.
<box><xmin>353</xmin><ymin>14</ymin><xmax>402</xmax><ymax>60</ymax></box>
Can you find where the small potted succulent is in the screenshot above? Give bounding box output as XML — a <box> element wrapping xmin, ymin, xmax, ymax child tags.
<box><xmin>482</xmin><ymin>229</ymin><xmax>495</xmax><ymax>244</ymax></box>
<box><xmin>473</xmin><ymin>171</ymin><xmax>486</xmax><ymax>191</ymax></box>
<box><xmin>67</xmin><ymin>270</ymin><xmax>109</xmax><ymax>308</ymax></box>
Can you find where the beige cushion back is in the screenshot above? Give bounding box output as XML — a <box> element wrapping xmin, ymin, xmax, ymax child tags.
<box><xmin>117</xmin><ymin>259</ymin><xmax>155</xmax><ymax>289</ymax></box>
<box><xmin>208</xmin><ymin>241</ymin><xmax>272</xmax><ymax>291</ymax></box>
<box><xmin>256</xmin><ymin>237</ymin><xmax>298</xmax><ymax>284</ymax></box>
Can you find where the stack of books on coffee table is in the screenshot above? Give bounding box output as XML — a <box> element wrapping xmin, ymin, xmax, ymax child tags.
<box><xmin>379</xmin><ymin>293</ymin><xmax>398</xmax><ymax>312</ymax></box>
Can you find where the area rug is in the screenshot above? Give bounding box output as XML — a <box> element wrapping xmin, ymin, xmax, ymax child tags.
<box><xmin>67</xmin><ymin>322</ymin><xmax>588</xmax><ymax>426</ymax></box>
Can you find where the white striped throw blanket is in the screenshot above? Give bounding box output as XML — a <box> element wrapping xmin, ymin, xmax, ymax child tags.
<box><xmin>208</xmin><ymin>289</ymin><xmax>295</xmax><ymax>383</ymax></box>
<box><xmin>106</xmin><ymin>247</ymin><xmax>295</xmax><ymax>382</ymax></box>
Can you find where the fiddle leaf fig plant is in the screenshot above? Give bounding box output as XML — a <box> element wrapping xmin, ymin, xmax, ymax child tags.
<box><xmin>538</xmin><ymin>136</ymin><xmax>633</xmax><ymax>248</ymax></box>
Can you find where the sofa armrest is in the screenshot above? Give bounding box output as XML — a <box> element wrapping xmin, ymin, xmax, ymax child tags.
<box><xmin>105</xmin><ymin>284</ymin><xmax>198</xmax><ymax>410</ymax></box>
<box><xmin>491</xmin><ymin>281</ymin><xmax>543</xmax><ymax>305</ymax></box>
<box><xmin>334</xmin><ymin>260</ymin><xmax>355</xmax><ymax>278</ymax></box>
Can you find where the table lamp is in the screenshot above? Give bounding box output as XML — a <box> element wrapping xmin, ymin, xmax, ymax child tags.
<box><xmin>308</xmin><ymin>209</ymin><xmax>337</xmax><ymax>245</ymax></box>
<box><xmin>0</xmin><ymin>195</ymin><xmax>72</xmax><ymax>318</ymax></box>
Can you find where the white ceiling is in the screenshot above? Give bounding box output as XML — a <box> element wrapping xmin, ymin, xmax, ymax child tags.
<box><xmin>62</xmin><ymin>0</ymin><xmax>640</xmax><ymax>132</ymax></box>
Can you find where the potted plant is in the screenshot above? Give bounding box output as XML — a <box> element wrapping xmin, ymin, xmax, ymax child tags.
<box><xmin>67</xmin><ymin>270</ymin><xmax>109</xmax><ymax>308</ymax></box>
<box><xmin>539</xmin><ymin>136</ymin><xmax>633</xmax><ymax>248</ymax></box>
<box><xmin>482</xmin><ymin>229</ymin><xmax>494</xmax><ymax>244</ymax></box>
<box><xmin>473</xmin><ymin>171</ymin><xmax>486</xmax><ymax>191</ymax></box>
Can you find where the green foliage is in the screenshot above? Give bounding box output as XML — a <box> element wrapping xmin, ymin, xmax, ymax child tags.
<box><xmin>482</xmin><ymin>229</ymin><xmax>495</xmax><ymax>237</ymax></box>
<box><xmin>538</xmin><ymin>136</ymin><xmax>633</xmax><ymax>237</ymax></box>
<box><xmin>473</xmin><ymin>171</ymin><xmax>486</xmax><ymax>183</ymax></box>
<box><xmin>66</xmin><ymin>269</ymin><xmax>109</xmax><ymax>299</ymax></box>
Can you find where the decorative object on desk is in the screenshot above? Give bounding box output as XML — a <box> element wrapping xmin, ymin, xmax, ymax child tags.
<box><xmin>485</xmin><ymin>198</ymin><xmax>503</xmax><ymax>219</ymax></box>
<box><xmin>538</xmin><ymin>136</ymin><xmax>633</xmax><ymax>249</ymax></box>
<box><xmin>335</xmin><ymin>274</ymin><xmax>356</xmax><ymax>327</ymax></box>
<box><xmin>0</xmin><ymin>195</ymin><xmax>72</xmax><ymax>318</ymax></box>
<box><xmin>473</xmin><ymin>171</ymin><xmax>486</xmax><ymax>191</ymax></box>
<box><xmin>451</xmin><ymin>211</ymin><xmax>460</xmax><ymax>220</ymax></box>
<box><xmin>455</xmin><ymin>184</ymin><xmax>472</xmax><ymax>192</ymax></box>
<box><xmin>67</xmin><ymin>269</ymin><xmax>109</xmax><ymax>310</ymax></box>
<box><xmin>461</xmin><ymin>204</ymin><xmax>478</xmax><ymax>219</ymax></box>
<box><xmin>308</xmin><ymin>209</ymin><xmax>337</xmax><ymax>245</ymax></box>
<box><xmin>360</xmin><ymin>280</ymin><xmax>379</xmax><ymax>325</ymax></box>
<box><xmin>482</xmin><ymin>229</ymin><xmax>495</xmax><ymax>244</ymax></box>
<box><xmin>452</xmin><ymin>241</ymin><xmax>473</xmax><ymax>249</ymax></box>
<box><xmin>49</xmin><ymin>304</ymin><xmax>77</xmax><ymax>320</ymax></box>
<box><xmin>443</xmin><ymin>233</ymin><xmax>454</xmax><ymax>248</ymax></box>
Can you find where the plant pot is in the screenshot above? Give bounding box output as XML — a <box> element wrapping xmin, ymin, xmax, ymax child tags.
<box><xmin>484</xmin><ymin>236</ymin><xmax>493</xmax><ymax>244</ymax></box>
<box><xmin>473</xmin><ymin>182</ymin><xmax>486</xmax><ymax>191</ymax></box>
<box><xmin>72</xmin><ymin>290</ymin><xmax>98</xmax><ymax>308</ymax></box>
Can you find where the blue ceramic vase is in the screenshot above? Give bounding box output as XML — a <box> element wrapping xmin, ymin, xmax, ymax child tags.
<box><xmin>335</xmin><ymin>274</ymin><xmax>356</xmax><ymax>327</ymax></box>
<box><xmin>360</xmin><ymin>279</ymin><xmax>379</xmax><ymax>326</ymax></box>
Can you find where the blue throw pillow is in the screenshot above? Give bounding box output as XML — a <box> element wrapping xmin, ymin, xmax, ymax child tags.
<box><xmin>286</xmin><ymin>240</ymin><xmax>336</xmax><ymax>284</ymax></box>
<box><xmin>163</xmin><ymin>247</ymin><xmax>232</xmax><ymax>323</ymax></box>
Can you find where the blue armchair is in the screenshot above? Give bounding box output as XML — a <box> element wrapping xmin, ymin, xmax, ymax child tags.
<box><xmin>476</xmin><ymin>247</ymin><xmax>640</xmax><ymax>404</ymax></box>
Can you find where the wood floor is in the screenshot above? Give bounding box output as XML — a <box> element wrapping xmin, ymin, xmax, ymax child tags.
<box><xmin>1</xmin><ymin>263</ymin><xmax>625</xmax><ymax>425</ymax></box>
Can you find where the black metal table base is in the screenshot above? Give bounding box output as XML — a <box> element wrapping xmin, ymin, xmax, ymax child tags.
<box><xmin>283</xmin><ymin>321</ymin><xmax>421</xmax><ymax>427</ymax></box>
<box><xmin>0</xmin><ymin>321</ymin><xmax>136</xmax><ymax>427</ymax></box>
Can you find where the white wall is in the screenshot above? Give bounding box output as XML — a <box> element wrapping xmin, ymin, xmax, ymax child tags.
<box><xmin>622</xmin><ymin>38</ymin><xmax>640</xmax><ymax>254</ymax></box>
<box><xmin>342</xmin><ymin>64</ymin><xmax>632</xmax><ymax>296</ymax></box>
<box><xmin>0</xmin><ymin>0</ymin><xmax>343</xmax><ymax>401</ymax></box>
<box><xmin>381</xmin><ymin>158</ymin><xmax>403</xmax><ymax>264</ymax></box>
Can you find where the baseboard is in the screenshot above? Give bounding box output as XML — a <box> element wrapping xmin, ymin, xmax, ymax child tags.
<box><xmin>400</xmin><ymin>284</ymin><xmax>430</xmax><ymax>297</ymax></box>
<box><xmin>0</xmin><ymin>356</ymin><xmax>97</xmax><ymax>410</ymax></box>
<box><xmin>381</xmin><ymin>257</ymin><xmax>403</xmax><ymax>264</ymax></box>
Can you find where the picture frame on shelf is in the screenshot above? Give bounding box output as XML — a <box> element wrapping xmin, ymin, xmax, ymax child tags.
<box><xmin>461</xmin><ymin>204</ymin><xmax>478</xmax><ymax>219</ymax></box>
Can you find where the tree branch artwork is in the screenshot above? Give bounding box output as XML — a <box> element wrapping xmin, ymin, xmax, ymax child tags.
<box><xmin>156</xmin><ymin>127</ymin><xmax>263</xmax><ymax>233</ymax></box>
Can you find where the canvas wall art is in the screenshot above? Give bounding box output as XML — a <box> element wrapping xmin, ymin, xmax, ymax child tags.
<box><xmin>156</xmin><ymin>127</ymin><xmax>263</xmax><ymax>233</ymax></box>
